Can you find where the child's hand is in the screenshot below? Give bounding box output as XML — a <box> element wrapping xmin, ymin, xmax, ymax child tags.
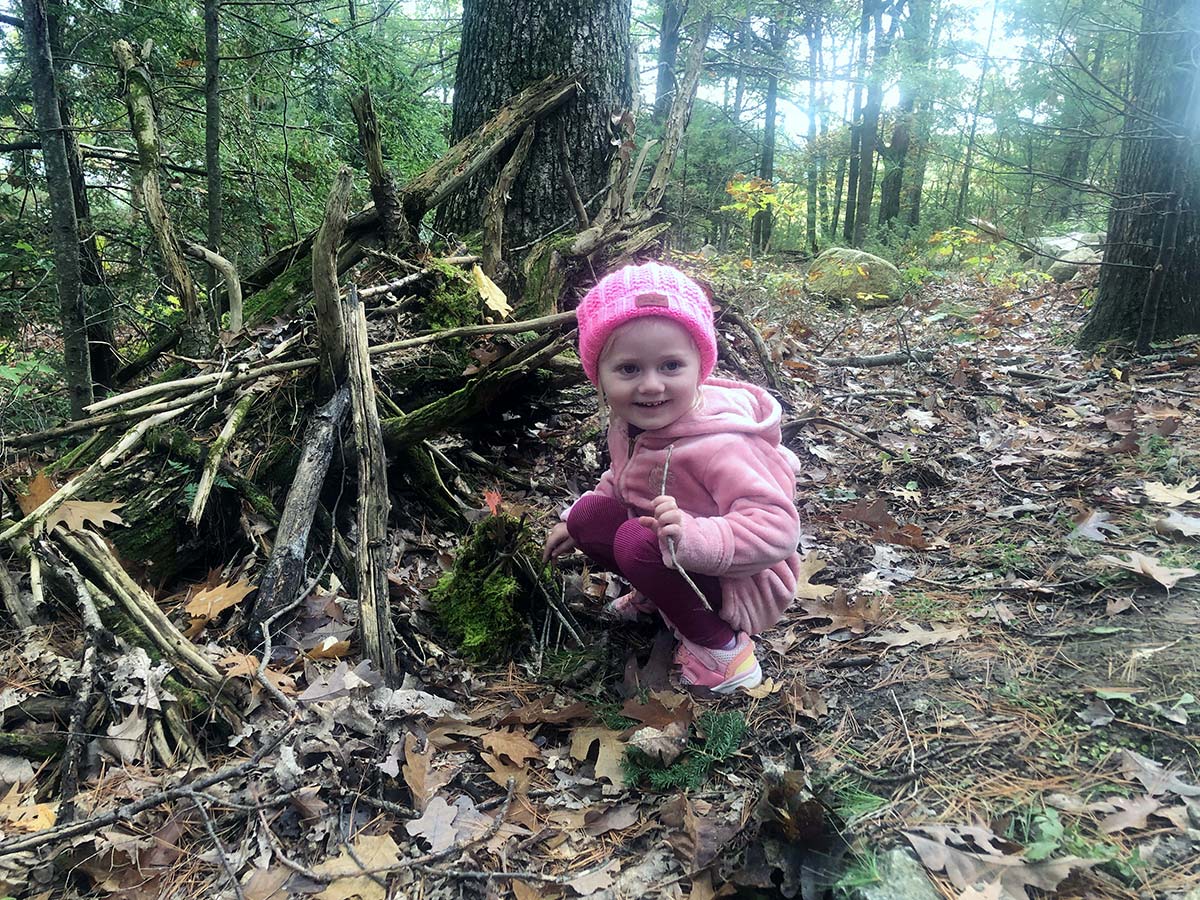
<box><xmin>638</xmin><ymin>495</ymin><xmax>685</xmax><ymax>545</ymax></box>
<box><xmin>542</xmin><ymin>521</ymin><xmax>578</xmax><ymax>562</ymax></box>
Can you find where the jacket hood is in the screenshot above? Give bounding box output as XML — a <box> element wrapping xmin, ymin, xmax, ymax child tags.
<box><xmin>619</xmin><ymin>377</ymin><xmax>783</xmax><ymax>444</ymax></box>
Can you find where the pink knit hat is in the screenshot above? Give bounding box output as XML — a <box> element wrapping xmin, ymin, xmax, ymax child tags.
<box><xmin>576</xmin><ymin>262</ymin><xmax>717</xmax><ymax>385</ymax></box>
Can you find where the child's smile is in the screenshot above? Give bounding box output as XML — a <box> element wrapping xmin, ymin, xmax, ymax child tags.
<box><xmin>598</xmin><ymin>317</ymin><xmax>701</xmax><ymax>430</ymax></box>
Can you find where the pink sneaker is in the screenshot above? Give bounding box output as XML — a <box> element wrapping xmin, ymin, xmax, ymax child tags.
<box><xmin>674</xmin><ymin>633</ymin><xmax>763</xmax><ymax>694</ymax></box>
<box><xmin>602</xmin><ymin>590</ymin><xmax>656</xmax><ymax>622</ymax></box>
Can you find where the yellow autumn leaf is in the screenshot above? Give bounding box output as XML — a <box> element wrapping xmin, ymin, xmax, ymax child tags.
<box><xmin>313</xmin><ymin>833</ymin><xmax>401</xmax><ymax>900</ymax></box>
<box><xmin>0</xmin><ymin>784</ymin><xmax>56</xmax><ymax>833</ymax></box>
<box><xmin>471</xmin><ymin>264</ymin><xmax>512</xmax><ymax>320</ymax></box>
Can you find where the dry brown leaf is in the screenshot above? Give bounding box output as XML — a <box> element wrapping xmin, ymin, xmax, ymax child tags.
<box><xmin>797</xmin><ymin>589</ymin><xmax>881</xmax><ymax>635</ymax></box>
<box><xmin>864</xmin><ymin>621</ymin><xmax>968</xmax><ymax>648</ymax></box>
<box><xmin>1155</xmin><ymin>510</ymin><xmax>1200</xmax><ymax>538</ymax></box>
<box><xmin>794</xmin><ymin>552</ymin><xmax>835</xmax><ymax>600</ymax></box>
<box><xmin>481</xmin><ymin>728</ymin><xmax>541</xmax><ymax>766</ymax></box>
<box><xmin>906</xmin><ymin>829</ymin><xmax>1094</xmax><ymax>900</ymax></box>
<box><xmin>185</xmin><ymin>578</ymin><xmax>257</xmax><ymax>621</ymax></box>
<box><xmin>480</xmin><ymin>751</ymin><xmax>530</xmax><ymax>792</ymax></box>
<box><xmin>566</xmin><ymin>860</ymin><xmax>620</xmax><ymax>896</ymax></box>
<box><xmin>583</xmin><ymin>802</ymin><xmax>640</xmax><ymax>836</ymax></box>
<box><xmin>47</xmin><ymin>500</ymin><xmax>125</xmax><ymax>533</ymax></box>
<box><xmin>1097</xmin><ymin>795</ymin><xmax>1162</xmax><ymax>833</ymax></box>
<box><xmin>402</xmin><ymin>732</ymin><xmax>455</xmax><ymax>812</ymax></box>
<box><xmin>404</xmin><ymin>795</ymin><xmax>459</xmax><ymax>851</ymax></box>
<box><xmin>744</xmin><ymin>677</ymin><xmax>783</xmax><ymax>699</ymax></box>
<box><xmin>217</xmin><ymin>651</ymin><xmax>297</xmax><ymax>695</ymax></box>
<box><xmin>666</xmin><ymin>797</ymin><xmax>741</xmax><ymax>874</ymax></box>
<box><xmin>306</xmin><ymin>636</ymin><xmax>351</xmax><ymax>660</ymax></box>
<box><xmin>627</xmin><ymin>721</ymin><xmax>688</xmax><ymax>765</ymax></box>
<box><xmin>498</xmin><ymin>699</ymin><xmax>591</xmax><ymax>726</ymax></box>
<box><xmin>621</xmin><ymin>693</ymin><xmax>693</xmax><ymax>729</ymax></box>
<box><xmin>1143</xmin><ymin>478</ymin><xmax>1200</xmax><ymax>507</ymax></box>
<box><xmin>313</xmin><ymin>833</ymin><xmax>401</xmax><ymax>900</ymax></box>
<box><xmin>1097</xmin><ymin>551</ymin><xmax>1199</xmax><ymax>589</ymax></box>
<box><xmin>16</xmin><ymin>472</ymin><xmax>58</xmax><ymax>513</ymax></box>
<box><xmin>0</xmin><ymin>784</ymin><xmax>56</xmax><ymax>833</ymax></box>
<box><xmin>241</xmin><ymin>865</ymin><xmax>292</xmax><ymax>900</ymax></box>
<box><xmin>570</xmin><ymin>726</ymin><xmax>627</xmax><ymax>787</ymax></box>
<box><xmin>786</xmin><ymin>684</ymin><xmax>828</xmax><ymax>720</ymax></box>
<box><xmin>1120</xmin><ymin>749</ymin><xmax>1200</xmax><ymax>797</ymax></box>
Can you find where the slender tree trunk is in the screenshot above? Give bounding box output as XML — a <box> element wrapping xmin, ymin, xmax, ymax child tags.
<box><xmin>653</xmin><ymin>0</ymin><xmax>687</xmax><ymax>124</ymax></box>
<box><xmin>853</xmin><ymin>0</ymin><xmax>900</xmax><ymax>247</ymax></box>
<box><xmin>205</xmin><ymin>0</ymin><xmax>222</xmax><ymax>305</ymax></box>
<box><xmin>436</xmin><ymin>0</ymin><xmax>632</xmax><ymax>254</ymax></box>
<box><xmin>732</xmin><ymin>16</ymin><xmax>750</xmax><ymax>121</ymax></box>
<box><xmin>879</xmin><ymin>0</ymin><xmax>928</xmax><ymax>228</ymax></box>
<box><xmin>842</xmin><ymin>0</ymin><xmax>871</xmax><ymax>243</ymax></box>
<box><xmin>1077</xmin><ymin>0</ymin><xmax>1200</xmax><ymax>349</ymax></box>
<box><xmin>23</xmin><ymin>0</ymin><xmax>92</xmax><ymax>417</ymax></box>
<box><xmin>805</xmin><ymin>19</ymin><xmax>820</xmax><ymax>254</ymax></box>
<box><xmin>752</xmin><ymin>23</ymin><xmax>785</xmax><ymax>255</ymax></box>
<box><xmin>47</xmin><ymin>0</ymin><xmax>116</xmax><ymax>389</ymax></box>
<box><xmin>955</xmin><ymin>0</ymin><xmax>997</xmax><ymax>221</ymax></box>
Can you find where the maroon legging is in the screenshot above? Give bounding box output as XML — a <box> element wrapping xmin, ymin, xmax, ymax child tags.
<box><xmin>567</xmin><ymin>494</ymin><xmax>735</xmax><ymax>648</ymax></box>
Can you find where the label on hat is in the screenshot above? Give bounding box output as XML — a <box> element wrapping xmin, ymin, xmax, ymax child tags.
<box><xmin>634</xmin><ymin>292</ymin><xmax>671</xmax><ymax>307</ymax></box>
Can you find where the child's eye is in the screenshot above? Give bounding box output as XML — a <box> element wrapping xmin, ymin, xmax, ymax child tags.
<box><xmin>618</xmin><ymin>364</ymin><xmax>639</xmax><ymax>375</ymax></box>
<box><xmin>662</xmin><ymin>360</ymin><xmax>684</xmax><ymax>372</ymax></box>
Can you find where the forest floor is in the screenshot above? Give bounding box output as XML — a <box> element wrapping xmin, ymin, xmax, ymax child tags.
<box><xmin>2</xmin><ymin>256</ymin><xmax>1200</xmax><ymax>900</ymax></box>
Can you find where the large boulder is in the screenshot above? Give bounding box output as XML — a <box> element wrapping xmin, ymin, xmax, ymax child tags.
<box><xmin>1021</xmin><ymin>231</ymin><xmax>1106</xmax><ymax>269</ymax></box>
<box><xmin>806</xmin><ymin>248</ymin><xmax>903</xmax><ymax>306</ymax></box>
<box><xmin>1047</xmin><ymin>246</ymin><xmax>1102</xmax><ymax>282</ymax></box>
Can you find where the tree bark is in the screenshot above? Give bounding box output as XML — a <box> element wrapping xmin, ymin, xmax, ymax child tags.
<box><xmin>752</xmin><ymin>23</ymin><xmax>786</xmax><ymax>255</ymax></box>
<box><xmin>23</xmin><ymin>0</ymin><xmax>91</xmax><ymax>417</ymax></box>
<box><xmin>955</xmin><ymin>0</ymin><xmax>997</xmax><ymax>221</ymax></box>
<box><xmin>112</xmin><ymin>39</ymin><xmax>209</xmax><ymax>351</ymax></box>
<box><xmin>653</xmin><ymin>0</ymin><xmax>687</xmax><ymax>124</ymax></box>
<box><xmin>204</xmin><ymin>0</ymin><xmax>221</xmax><ymax>303</ymax></box>
<box><xmin>1077</xmin><ymin>0</ymin><xmax>1200</xmax><ymax>349</ymax></box>
<box><xmin>312</xmin><ymin>168</ymin><xmax>353</xmax><ymax>396</ymax></box>
<box><xmin>47</xmin><ymin>0</ymin><xmax>116</xmax><ymax>390</ymax></box>
<box><xmin>351</xmin><ymin>84</ymin><xmax>405</xmax><ymax>249</ymax></box>
<box><xmin>852</xmin><ymin>0</ymin><xmax>899</xmax><ymax>247</ymax></box>
<box><xmin>878</xmin><ymin>0</ymin><xmax>928</xmax><ymax>228</ymax></box>
<box><xmin>842</xmin><ymin>1</ymin><xmax>871</xmax><ymax>243</ymax></box>
<box><xmin>436</xmin><ymin>0</ymin><xmax>632</xmax><ymax>253</ymax></box>
<box><xmin>805</xmin><ymin>20</ymin><xmax>820</xmax><ymax>255</ymax></box>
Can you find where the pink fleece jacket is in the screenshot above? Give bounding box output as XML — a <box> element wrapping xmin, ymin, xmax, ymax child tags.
<box><xmin>585</xmin><ymin>378</ymin><xmax>802</xmax><ymax>635</ymax></box>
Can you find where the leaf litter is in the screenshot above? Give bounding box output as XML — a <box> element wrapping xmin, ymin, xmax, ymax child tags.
<box><xmin>2</xmin><ymin>266</ymin><xmax>1200</xmax><ymax>899</ymax></box>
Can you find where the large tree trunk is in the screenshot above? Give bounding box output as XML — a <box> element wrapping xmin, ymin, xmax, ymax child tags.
<box><xmin>1076</xmin><ymin>0</ymin><xmax>1200</xmax><ymax>350</ymax></box>
<box><xmin>436</xmin><ymin>0</ymin><xmax>632</xmax><ymax>254</ymax></box>
<box><xmin>653</xmin><ymin>0</ymin><xmax>687</xmax><ymax>124</ymax></box>
<box><xmin>23</xmin><ymin>0</ymin><xmax>92</xmax><ymax>417</ymax></box>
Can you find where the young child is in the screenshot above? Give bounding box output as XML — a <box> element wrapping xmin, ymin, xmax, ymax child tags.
<box><xmin>543</xmin><ymin>261</ymin><xmax>802</xmax><ymax>694</ymax></box>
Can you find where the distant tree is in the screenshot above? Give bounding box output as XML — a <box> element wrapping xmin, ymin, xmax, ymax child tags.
<box><xmin>436</xmin><ymin>0</ymin><xmax>633</xmax><ymax>253</ymax></box>
<box><xmin>1077</xmin><ymin>0</ymin><xmax>1199</xmax><ymax>350</ymax></box>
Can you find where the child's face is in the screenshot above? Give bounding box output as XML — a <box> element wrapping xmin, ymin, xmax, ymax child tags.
<box><xmin>597</xmin><ymin>317</ymin><xmax>701</xmax><ymax>430</ymax></box>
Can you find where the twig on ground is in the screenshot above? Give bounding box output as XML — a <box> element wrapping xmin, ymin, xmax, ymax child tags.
<box><xmin>892</xmin><ymin>690</ymin><xmax>917</xmax><ymax>774</ymax></box>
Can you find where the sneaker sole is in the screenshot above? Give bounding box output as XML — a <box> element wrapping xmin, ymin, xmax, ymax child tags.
<box><xmin>711</xmin><ymin>660</ymin><xmax>764</xmax><ymax>694</ymax></box>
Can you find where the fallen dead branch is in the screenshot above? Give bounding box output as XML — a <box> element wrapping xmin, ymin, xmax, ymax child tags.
<box><xmin>815</xmin><ymin>348</ymin><xmax>936</xmax><ymax>367</ymax></box>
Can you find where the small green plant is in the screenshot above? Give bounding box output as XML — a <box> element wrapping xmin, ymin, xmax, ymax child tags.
<box><xmin>827</xmin><ymin>775</ymin><xmax>888</xmax><ymax>823</ymax></box>
<box><xmin>833</xmin><ymin>849</ymin><xmax>882</xmax><ymax>897</ymax></box>
<box><xmin>1006</xmin><ymin>804</ymin><xmax>1144</xmax><ymax>883</ymax></box>
<box><xmin>622</xmin><ymin>710</ymin><xmax>745</xmax><ymax>791</ymax></box>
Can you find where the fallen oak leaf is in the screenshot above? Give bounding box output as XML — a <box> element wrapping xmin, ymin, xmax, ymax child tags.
<box><xmin>48</xmin><ymin>500</ymin><xmax>125</xmax><ymax>533</ymax></box>
<box><xmin>569</xmin><ymin>726</ymin><xmax>627</xmax><ymax>788</ymax></box>
<box><xmin>794</xmin><ymin>552</ymin><xmax>835</xmax><ymax>600</ymax></box>
<box><xmin>1068</xmin><ymin>508</ymin><xmax>1121</xmax><ymax>541</ymax></box>
<box><xmin>313</xmin><ymin>833</ymin><xmax>402</xmax><ymax>900</ymax></box>
<box><xmin>797</xmin><ymin>589</ymin><xmax>881</xmax><ymax>635</ymax></box>
<box><xmin>404</xmin><ymin>795</ymin><xmax>459</xmax><ymax>852</ymax></box>
<box><xmin>863</xmin><ymin>621</ymin><xmax>968</xmax><ymax>649</ymax></box>
<box><xmin>218</xmin><ymin>651</ymin><xmax>297</xmax><ymax>695</ymax></box>
<box><xmin>481</xmin><ymin>728</ymin><xmax>541</xmax><ymax>766</ymax></box>
<box><xmin>567</xmin><ymin>860</ymin><xmax>620</xmax><ymax>896</ymax></box>
<box><xmin>583</xmin><ymin>802</ymin><xmax>640</xmax><ymax>836</ymax></box>
<box><xmin>1143</xmin><ymin>478</ymin><xmax>1200</xmax><ymax>507</ymax></box>
<box><xmin>402</xmin><ymin>732</ymin><xmax>455</xmax><ymax>812</ymax></box>
<box><xmin>905</xmin><ymin>831</ymin><xmax>1094</xmax><ymax>899</ymax></box>
<box><xmin>185</xmin><ymin>578</ymin><xmax>256</xmax><ymax>621</ymax></box>
<box><xmin>1120</xmin><ymin>749</ymin><xmax>1200</xmax><ymax>797</ymax></box>
<box><xmin>1097</xmin><ymin>795</ymin><xmax>1163</xmax><ymax>833</ymax></box>
<box><xmin>1096</xmin><ymin>551</ymin><xmax>1199</xmax><ymax>589</ymax></box>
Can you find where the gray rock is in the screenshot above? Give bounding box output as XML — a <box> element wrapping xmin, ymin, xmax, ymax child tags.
<box><xmin>852</xmin><ymin>848</ymin><xmax>941</xmax><ymax>900</ymax></box>
<box><xmin>698</xmin><ymin>243</ymin><xmax>719</xmax><ymax>259</ymax></box>
<box><xmin>1047</xmin><ymin>246</ymin><xmax>1100</xmax><ymax>282</ymax></box>
<box><xmin>806</xmin><ymin>248</ymin><xmax>903</xmax><ymax>306</ymax></box>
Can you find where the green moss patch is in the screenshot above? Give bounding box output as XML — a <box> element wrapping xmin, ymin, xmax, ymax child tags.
<box><xmin>430</xmin><ymin>514</ymin><xmax>552</xmax><ymax>664</ymax></box>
